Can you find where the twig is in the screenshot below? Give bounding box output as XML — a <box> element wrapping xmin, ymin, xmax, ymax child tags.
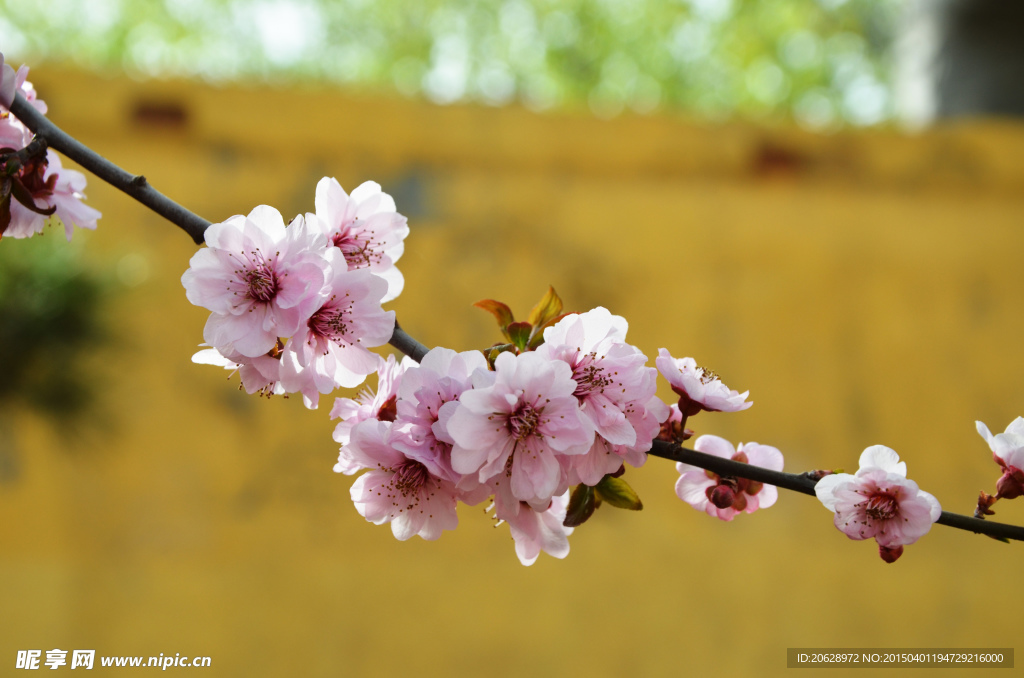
<box><xmin>648</xmin><ymin>440</ymin><xmax>1024</xmax><ymax>542</ymax></box>
<box><xmin>9</xmin><ymin>91</ymin><xmax>211</xmax><ymax>244</ymax></box>
<box><xmin>9</xmin><ymin>88</ymin><xmax>1023</xmax><ymax>544</ymax></box>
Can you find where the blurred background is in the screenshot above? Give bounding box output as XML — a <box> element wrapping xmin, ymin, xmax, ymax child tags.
<box><xmin>1</xmin><ymin>0</ymin><xmax>1023</xmax><ymax>675</ymax></box>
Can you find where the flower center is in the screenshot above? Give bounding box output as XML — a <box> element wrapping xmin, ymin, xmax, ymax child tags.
<box><xmin>572</xmin><ymin>354</ymin><xmax>613</xmax><ymax>399</ymax></box>
<box><xmin>697</xmin><ymin>365</ymin><xmax>719</xmax><ymax>385</ymax></box>
<box><xmin>243</xmin><ymin>262</ymin><xmax>279</xmax><ymax>302</ymax></box>
<box><xmin>862</xmin><ymin>492</ymin><xmax>899</xmax><ymax>521</ymax></box>
<box><xmin>508</xmin><ymin>403</ymin><xmax>542</xmax><ymax>441</ymax></box>
<box><xmin>309</xmin><ymin>304</ymin><xmax>350</xmax><ymax>342</ymax></box>
<box><xmin>332</xmin><ymin>225</ymin><xmax>382</xmax><ymax>270</ymax></box>
<box><xmin>391</xmin><ymin>460</ymin><xmax>430</xmax><ymax>496</ymax></box>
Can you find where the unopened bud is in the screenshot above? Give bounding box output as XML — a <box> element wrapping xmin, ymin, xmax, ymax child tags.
<box><xmin>708</xmin><ymin>484</ymin><xmax>736</xmax><ymax>510</ymax></box>
<box><xmin>995</xmin><ymin>466</ymin><xmax>1024</xmax><ymax>500</ymax></box>
<box><xmin>878</xmin><ymin>544</ymin><xmax>904</xmax><ymax>563</ymax></box>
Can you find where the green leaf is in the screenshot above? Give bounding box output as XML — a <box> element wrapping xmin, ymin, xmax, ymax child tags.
<box><xmin>473</xmin><ymin>299</ymin><xmax>515</xmax><ymax>340</ymax></box>
<box><xmin>596</xmin><ymin>475</ymin><xmax>643</xmax><ymax>511</ymax></box>
<box><xmin>563</xmin><ymin>484</ymin><xmax>596</xmax><ymax>527</ymax></box>
<box><xmin>526</xmin><ymin>286</ymin><xmax>563</xmax><ymax>328</ymax></box>
<box><xmin>506</xmin><ymin>321</ymin><xmax>532</xmax><ymax>352</ymax></box>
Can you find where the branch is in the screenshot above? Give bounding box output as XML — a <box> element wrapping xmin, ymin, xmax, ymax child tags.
<box><xmin>648</xmin><ymin>440</ymin><xmax>1024</xmax><ymax>543</ymax></box>
<box><xmin>10</xmin><ymin>87</ymin><xmax>1023</xmax><ymax>546</ymax></box>
<box><xmin>9</xmin><ymin>92</ymin><xmax>211</xmax><ymax>245</ymax></box>
<box><xmin>7</xmin><ymin>91</ymin><xmax>420</xmax><ymax>359</ymax></box>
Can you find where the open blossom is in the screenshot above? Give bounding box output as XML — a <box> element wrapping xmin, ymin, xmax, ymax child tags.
<box><xmin>331</xmin><ymin>354</ymin><xmax>415</xmax><ymax>474</ymax></box>
<box><xmin>192</xmin><ymin>345</ymin><xmax>284</xmax><ymax>397</ymax></box>
<box><xmin>5</xmin><ymin>151</ymin><xmax>102</xmax><ymax>240</ymax></box>
<box><xmin>976</xmin><ymin>418</ymin><xmax>1024</xmax><ymax>499</ymax></box>
<box><xmin>278</xmin><ymin>253</ymin><xmax>395</xmax><ymax>408</ymax></box>
<box><xmin>655</xmin><ymin>348</ymin><xmax>751</xmax><ymax>416</ymax></box>
<box><xmin>447</xmin><ymin>351</ymin><xmax>593</xmax><ymax>513</ymax></box>
<box><xmin>309</xmin><ymin>177</ymin><xmax>409</xmax><ymax>303</ymax></box>
<box><xmin>815</xmin><ymin>446</ymin><xmax>941</xmax><ymax>563</ymax></box>
<box><xmin>536</xmin><ymin>307</ymin><xmax>667</xmax><ymax>485</ymax></box>
<box><xmin>182</xmin><ymin>205</ymin><xmax>329</xmax><ymax>358</ymax></box>
<box><xmin>675</xmin><ymin>435</ymin><xmax>783</xmax><ymax>521</ymax></box>
<box><xmin>347</xmin><ymin>419</ymin><xmax>459</xmax><ymax>541</ymax></box>
<box><xmin>500</xmin><ymin>492</ymin><xmax>574</xmax><ymax>566</ymax></box>
<box><xmin>392</xmin><ymin>347</ymin><xmax>489</xmax><ymax>485</ymax></box>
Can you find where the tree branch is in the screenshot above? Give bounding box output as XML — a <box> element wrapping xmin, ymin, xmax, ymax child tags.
<box><xmin>9</xmin><ymin>88</ymin><xmax>1023</xmax><ymax>545</ymax></box>
<box><xmin>8</xmin><ymin>91</ymin><xmax>425</xmax><ymax>360</ymax></box>
<box><xmin>9</xmin><ymin>91</ymin><xmax>211</xmax><ymax>245</ymax></box>
<box><xmin>648</xmin><ymin>440</ymin><xmax>1024</xmax><ymax>542</ymax></box>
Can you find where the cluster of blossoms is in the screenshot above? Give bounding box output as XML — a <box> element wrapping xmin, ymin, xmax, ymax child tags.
<box><xmin>183</xmin><ymin>178</ymin><xmax>408</xmax><ymax>408</ymax></box>
<box><xmin>323</xmin><ymin>298</ymin><xmax>789</xmax><ymax>564</ymax></box>
<box><xmin>0</xmin><ymin>54</ymin><xmax>100</xmax><ymax>240</ymax></box>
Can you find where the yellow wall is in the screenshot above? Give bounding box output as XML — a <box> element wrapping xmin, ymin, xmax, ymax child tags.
<box><xmin>2</xmin><ymin>67</ymin><xmax>1024</xmax><ymax>676</ymax></box>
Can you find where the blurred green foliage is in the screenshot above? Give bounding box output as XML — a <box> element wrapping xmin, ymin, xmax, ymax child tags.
<box><xmin>0</xmin><ymin>0</ymin><xmax>899</xmax><ymax>127</ymax></box>
<box><xmin>0</xmin><ymin>228</ymin><xmax>107</xmax><ymax>420</ymax></box>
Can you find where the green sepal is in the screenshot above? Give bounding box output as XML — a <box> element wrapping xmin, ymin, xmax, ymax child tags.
<box><xmin>986</xmin><ymin>534</ymin><xmax>1011</xmax><ymax>544</ymax></box>
<box><xmin>596</xmin><ymin>475</ymin><xmax>643</xmax><ymax>511</ymax></box>
<box><xmin>563</xmin><ymin>484</ymin><xmax>597</xmax><ymax>527</ymax></box>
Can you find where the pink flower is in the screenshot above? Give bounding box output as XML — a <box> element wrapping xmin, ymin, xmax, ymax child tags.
<box><xmin>181</xmin><ymin>206</ymin><xmax>329</xmax><ymax>358</ymax></box>
<box><xmin>447</xmin><ymin>351</ymin><xmax>593</xmax><ymax>512</ymax></box>
<box><xmin>392</xmin><ymin>347</ymin><xmax>489</xmax><ymax>485</ymax></box>
<box><xmin>536</xmin><ymin>308</ymin><xmax>668</xmax><ymax>485</ymax></box>
<box><xmin>309</xmin><ymin>177</ymin><xmax>409</xmax><ymax>303</ymax></box>
<box><xmin>278</xmin><ymin>255</ymin><xmax>396</xmax><ymax>408</ymax></box>
<box><xmin>815</xmin><ymin>446</ymin><xmax>941</xmax><ymax>563</ymax></box>
<box><xmin>0</xmin><ymin>64</ymin><xmax>47</xmax><ymax>149</ymax></box>
<box><xmin>331</xmin><ymin>354</ymin><xmax>415</xmax><ymax>474</ymax></box>
<box><xmin>4</xmin><ymin>151</ymin><xmax>102</xmax><ymax>241</ymax></box>
<box><xmin>347</xmin><ymin>420</ymin><xmax>460</xmax><ymax>541</ymax></box>
<box><xmin>976</xmin><ymin>418</ymin><xmax>1024</xmax><ymax>500</ymax></box>
<box><xmin>499</xmin><ymin>492</ymin><xmax>574</xmax><ymax>566</ymax></box>
<box><xmin>675</xmin><ymin>435</ymin><xmax>783</xmax><ymax>521</ymax></box>
<box><xmin>655</xmin><ymin>348</ymin><xmax>751</xmax><ymax>417</ymax></box>
<box><xmin>192</xmin><ymin>345</ymin><xmax>284</xmax><ymax>397</ymax></box>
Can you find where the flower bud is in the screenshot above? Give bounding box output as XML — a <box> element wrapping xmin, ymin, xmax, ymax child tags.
<box><xmin>708</xmin><ymin>483</ymin><xmax>736</xmax><ymax>510</ymax></box>
<box><xmin>995</xmin><ymin>466</ymin><xmax>1024</xmax><ymax>500</ymax></box>
<box><xmin>878</xmin><ymin>544</ymin><xmax>904</xmax><ymax>563</ymax></box>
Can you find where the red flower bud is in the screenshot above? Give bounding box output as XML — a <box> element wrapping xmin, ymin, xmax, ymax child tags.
<box><xmin>878</xmin><ymin>544</ymin><xmax>903</xmax><ymax>563</ymax></box>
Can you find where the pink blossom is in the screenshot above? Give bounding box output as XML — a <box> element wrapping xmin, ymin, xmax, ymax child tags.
<box><xmin>278</xmin><ymin>254</ymin><xmax>395</xmax><ymax>408</ymax></box>
<box><xmin>570</xmin><ymin>394</ymin><xmax>669</xmax><ymax>486</ymax></box>
<box><xmin>347</xmin><ymin>419</ymin><xmax>459</xmax><ymax>541</ymax></box>
<box><xmin>182</xmin><ymin>206</ymin><xmax>329</xmax><ymax>358</ymax></box>
<box><xmin>192</xmin><ymin>345</ymin><xmax>284</xmax><ymax>397</ymax></box>
<box><xmin>5</xmin><ymin>151</ymin><xmax>101</xmax><ymax>241</ymax></box>
<box><xmin>499</xmin><ymin>492</ymin><xmax>574</xmax><ymax>566</ymax></box>
<box><xmin>536</xmin><ymin>308</ymin><xmax>667</xmax><ymax>485</ymax></box>
<box><xmin>815</xmin><ymin>446</ymin><xmax>941</xmax><ymax>562</ymax></box>
<box><xmin>0</xmin><ymin>63</ymin><xmax>45</xmax><ymax>145</ymax></box>
<box><xmin>331</xmin><ymin>354</ymin><xmax>415</xmax><ymax>474</ymax></box>
<box><xmin>675</xmin><ymin>435</ymin><xmax>783</xmax><ymax>521</ymax></box>
<box><xmin>309</xmin><ymin>177</ymin><xmax>409</xmax><ymax>302</ymax></box>
<box><xmin>391</xmin><ymin>347</ymin><xmax>488</xmax><ymax>485</ymax></box>
<box><xmin>976</xmin><ymin>418</ymin><xmax>1024</xmax><ymax>499</ymax></box>
<box><xmin>447</xmin><ymin>351</ymin><xmax>593</xmax><ymax>513</ymax></box>
<box><xmin>655</xmin><ymin>348</ymin><xmax>751</xmax><ymax>417</ymax></box>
